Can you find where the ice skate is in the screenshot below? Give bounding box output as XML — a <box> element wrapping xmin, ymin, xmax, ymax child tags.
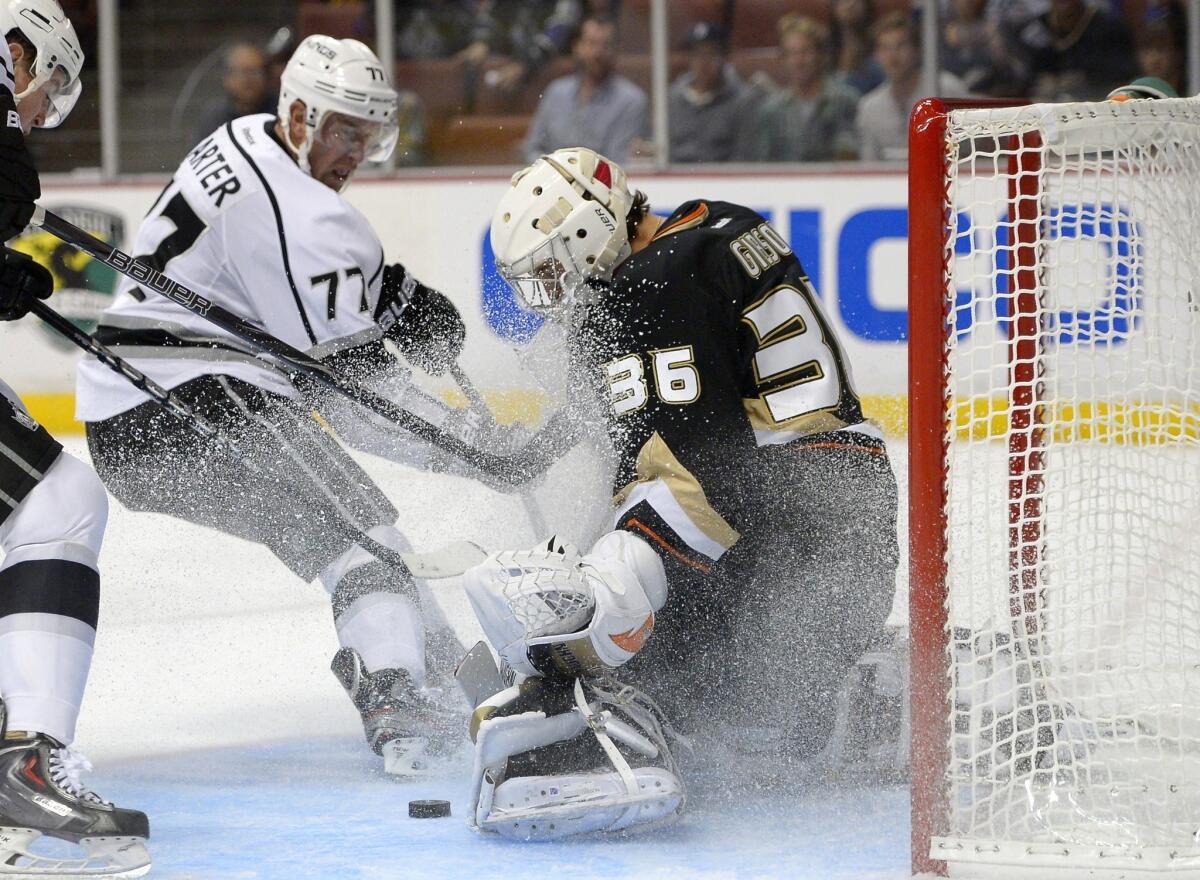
<box><xmin>331</xmin><ymin>648</ymin><xmax>466</xmax><ymax>778</ymax></box>
<box><xmin>0</xmin><ymin>733</ymin><xmax>150</xmax><ymax>878</ymax></box>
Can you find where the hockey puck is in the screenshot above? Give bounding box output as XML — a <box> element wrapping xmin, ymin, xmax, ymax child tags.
<box><xmin>408</xmin><ymin>799</ymin><xmax>451</xmax><ymax>818</ymax></box>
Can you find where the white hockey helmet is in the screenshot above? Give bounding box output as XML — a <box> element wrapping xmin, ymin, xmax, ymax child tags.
<box><xmin>277</xmin><ymin>34</ymin><xmax>399</xmax><ymax>177</ymax></box>
<box><xmin>490</xmin><ymin>148</ymin><xmax>634</xmax><ymax>316</ymax></box>
<box><xmin>0</xmin><ymin>0</ymin><xmax>83</xmax><ymax>128</ymax></box>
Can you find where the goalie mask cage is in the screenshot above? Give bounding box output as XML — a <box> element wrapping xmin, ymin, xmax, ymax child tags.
<box><xmin>908</xmin><ymin>96</ymin><xmax>1200</xmax><ymax>878</ymax></box>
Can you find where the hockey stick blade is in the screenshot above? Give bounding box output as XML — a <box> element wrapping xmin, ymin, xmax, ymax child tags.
<box><xmin>401</xmin><ymin>541</ymin><xmax>488</xmax><ymax>579</ymax></box>
<box><xmin>29</xmin><ymin>207</ymin><xmax>540</xmax><ymax>485</ymax></box>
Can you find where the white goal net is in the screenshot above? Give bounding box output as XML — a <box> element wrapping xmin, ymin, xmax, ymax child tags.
<box><xmin>916</xmin><ymin>97</ymin><xmax>1200</xmax><ymax>876</ymax></box>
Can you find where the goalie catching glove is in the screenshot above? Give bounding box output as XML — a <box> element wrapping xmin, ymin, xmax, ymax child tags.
<box><xmin>462</xmin><ymin>531</ymin><xmax>667</xmax><ymax>679</ymax></box>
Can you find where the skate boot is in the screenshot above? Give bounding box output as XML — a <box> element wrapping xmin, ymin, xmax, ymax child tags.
<box><xmin>0</xmin><ymin>732</ymin><xmax>150</xmax><ymax>878</ymax></box>
<box><xmin>331</xmin><ymin>648</ymin><xmax>467</xmax><ymax>778</ymax></box>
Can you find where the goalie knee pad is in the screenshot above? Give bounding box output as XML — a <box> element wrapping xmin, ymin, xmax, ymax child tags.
<box><xmin>467</xmin><ymin>674</ymin><xmax>685</xmax><ymax>841</ymax></box>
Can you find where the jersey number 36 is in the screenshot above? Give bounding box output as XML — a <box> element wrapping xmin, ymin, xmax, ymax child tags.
<box><xmin>607</xmin><ymin>346</ymin><xmax>700</xmax><ymax>415</ymax></box>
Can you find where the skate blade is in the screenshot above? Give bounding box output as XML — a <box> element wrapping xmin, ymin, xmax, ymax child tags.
<box><xmin>382</xmin><ymin>736</ymin><xmax>437</xmax><ymax>779</ymax></box>
<box><xmin>381</xmin><ymin>734</ymin><xmax>471</xmax><ymax>780</ymax></box>
<box><xmin>0</xmin><ymin>828</ymin><xmax>150</xmax><ymax>878</ymax></box>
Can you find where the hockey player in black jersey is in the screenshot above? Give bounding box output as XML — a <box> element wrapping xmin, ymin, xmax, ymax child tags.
<box><xmin>0</xmin><ymin>1</ymin><xmax>151</xmax><ymax>876</ymax></box>
<box><xmin>459</xmin><ymin>147</ymin><xmax>899</xmax><ymax>838</ymax></box>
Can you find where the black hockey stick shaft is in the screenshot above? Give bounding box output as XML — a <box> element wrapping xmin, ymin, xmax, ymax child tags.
<box><xmin>30</xmin><ymin>207</ymin><xmax>532</xmax><ymax>485</ymax></box>
<box><xmin>29</xmin><ymin>299</ymin><xmax>427</xmax><ymax>579</ymax></box>
<box><xmin>449</xmin><ymin>363</ymin><xmax>550</xmax><ymax>536</ymax></box>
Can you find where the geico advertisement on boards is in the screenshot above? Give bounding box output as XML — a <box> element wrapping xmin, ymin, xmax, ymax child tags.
<box><xmin>0</xmin><ymin>171</ymin><xmax>1150</xmax><ymax>428</ymax></box>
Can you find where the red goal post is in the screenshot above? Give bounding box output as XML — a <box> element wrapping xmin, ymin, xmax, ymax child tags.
<box><xmin>908</xmin><ymin>95</ymin><xmax>1200</xmax><ymax>877</ymax></box>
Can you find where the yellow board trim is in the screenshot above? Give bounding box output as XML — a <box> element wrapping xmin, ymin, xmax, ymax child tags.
<box><xmin>18</xmin><ymin>394</ymin><xmax>82</xmax><ymax>437</ymax></box>
<box><xmin>24</xmin><ymin>390</ymin><xmax>1193</xmax><ymax>446</ymax></box>
<box><xmin>19</xmin><ymin>388</ymin><xmax>553</xmax><ymax>438</ymax></box>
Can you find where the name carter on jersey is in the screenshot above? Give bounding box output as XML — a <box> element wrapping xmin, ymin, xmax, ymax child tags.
<box><xmin>186</xmin><ymin>136</ymin><xmax>242</xmax><ymax>208</ymax></box>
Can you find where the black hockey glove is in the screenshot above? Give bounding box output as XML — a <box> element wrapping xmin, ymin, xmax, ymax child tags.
<box><xmin>0</xmin><ymin>247</ymin><xmax>52</xmax><ymax>321</ymax></box>
<box><xmin>379</xmin><ymin>264</ymin><xmax>466</xmax><ymax>376</ymax></box>
<box><xmin>0</xmin><ymin>89</ymin><xmax>40</xmax><ymax>242</ymax></box>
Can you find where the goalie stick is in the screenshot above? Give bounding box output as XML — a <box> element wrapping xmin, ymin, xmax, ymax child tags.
<box><xmin>30</xmin><ymin>206</ymin><xmax>540</xmax><ymax>486</ymax></box>
<box><xmin>30</xmin><ymin>300</ymin><xmax>487</xmax><ymax>580</ymax></box>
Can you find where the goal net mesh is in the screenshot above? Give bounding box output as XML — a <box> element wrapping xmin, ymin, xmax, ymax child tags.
<box><xmin>939</xmin><ymin>98</ymin><xmax>1200</xmax><ymax>865</ymax></box>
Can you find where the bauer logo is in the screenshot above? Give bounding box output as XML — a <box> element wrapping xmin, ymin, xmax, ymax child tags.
<box><xmin>32</xmin><ymin>794</ymin><xmax>72</xmax><ymax>817</ymax></box>
<box><xmin>12</xmin><ymin>205</ymin><xmax>123</xmax><ymax>351</ymax></box>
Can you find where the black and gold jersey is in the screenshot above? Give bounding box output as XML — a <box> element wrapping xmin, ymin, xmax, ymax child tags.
<box><xmin>576</xmin><ymin>199</ymin><xmax>876</xmax><ymax>573</ymax></box>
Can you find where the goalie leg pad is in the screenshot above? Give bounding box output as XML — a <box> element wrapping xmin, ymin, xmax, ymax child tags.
<box><xmin>481</xmin><ymin>766</ymin><xmax>683</xmax><ymax>840</ymax></box>
<box><xmin>468</xmin><ymin>677</ymin><xmax>685</xmax><ymax>840</ymax></box>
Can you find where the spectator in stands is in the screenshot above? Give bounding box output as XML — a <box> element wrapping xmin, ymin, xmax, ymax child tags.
<box><xmin>482</xmin><ymin>0</ymin><xmax>620</xmax><ymax>93</ymax></box>
<box><xmin>743</xmin><ymin>15</ymin><xmax>860</xmax><ymax>163</ymax></box>
<box><xmin>940</xmin><ymin>0</ymin><xmax>1023</xmax><ymax>95</ymax></box>
<box><xmin>523</xmin><ymin>14</ymin><xmax>647</xmax><ymax>164</ymax></box>
<box><xmin>855</xmin><ymin>14</ymin><xmax>968</xmax><ymax>162</ymax></box>
<box><xmin>1134</xmin><ymin>19</ymin><xmax>1185</xmax><ymax>96</ymax></box>
<box><xmin>194</xmin><ymin>43</ymin><xmax>275</xmax><ymax>144</ymax></box>
<box><xmin>1013</xmin><ymin>0</ymin><xmax>1137</xmax><ymax>102</ymax></box>
<box><xmin>398</xmin><ymin>8</ymin><xmax>448</xmax><ymax>59</ymax></box>
<box><xmin>667</xmin><ymin>22</ymin><xmax>753</xmax><ymax>164</ymax></box>
<box><xmin>830</xmin><ymin>0</ymin><xmax>883</xmax><ymax>95</ymax></box>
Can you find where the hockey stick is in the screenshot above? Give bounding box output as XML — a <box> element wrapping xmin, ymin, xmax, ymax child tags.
<box><xmin>29</xmin><ymin>207</ymin><xmax>539</xmax><ymax>486</ymax></box>
<box><xmin>30</xmin><ymin>300</ymin><xmax>487</xmax><ymax>580</ymax></box>
<box><xmin>449</xmin><ymin>363</ymin><xmax>550</xmax><ymax>537</ymax></box>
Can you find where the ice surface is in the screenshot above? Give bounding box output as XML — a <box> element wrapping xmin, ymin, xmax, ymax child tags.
<box><xmin>51</xmin><ymin>437</ymin><xmax>911</xmax><ymax>878</ymax></box>
<box><xmin>90</xmin><ymin>738</ymin><xmax>910</xmax><ymax>880</ymax></box>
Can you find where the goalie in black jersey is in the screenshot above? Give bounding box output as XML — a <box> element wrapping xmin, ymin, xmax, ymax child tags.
<box><xmin>459</xmin><ymin>148</ymin><xmax>899</xmax><ymax>839</ymax></box>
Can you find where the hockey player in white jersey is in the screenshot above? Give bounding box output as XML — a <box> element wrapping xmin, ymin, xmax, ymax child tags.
<box><xmin>0</xmin><ymin>1</ymin><xmax>151</xmax><ymax>876</ymax></box>
<box><xmin>76</xmin><ymin>35</ymin><xmax>476</xmax><ymax>776</ymax></box>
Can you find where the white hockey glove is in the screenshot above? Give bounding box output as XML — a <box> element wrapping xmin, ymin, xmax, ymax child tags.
<box><xmin>462</xmin><ymin>531</ymin><xmax>667</xmax><ymax>679</ymax></box>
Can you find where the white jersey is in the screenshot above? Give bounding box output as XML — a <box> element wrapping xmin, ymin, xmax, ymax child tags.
<box><xmin>76</xmin><ymin>114</ymin><xmax>388</xmax><ymax>421</ymax></box>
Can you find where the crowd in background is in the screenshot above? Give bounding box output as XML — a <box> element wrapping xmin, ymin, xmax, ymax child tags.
<box><xmin>182</xmin><ymin>0</ymin><xmax>1194</xmax><ymax>166</ymax></box>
